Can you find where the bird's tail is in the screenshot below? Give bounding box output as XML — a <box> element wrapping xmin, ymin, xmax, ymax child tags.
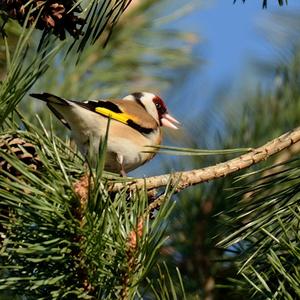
<box><xmin>30</xmin><ymin>93</ymin><xmax>71</xmax><ymax>129</ymax></box>
<box><xmin>30</xmin><ymin>93</ymin><xmax>70</xmax><ymax>106</ymax></box>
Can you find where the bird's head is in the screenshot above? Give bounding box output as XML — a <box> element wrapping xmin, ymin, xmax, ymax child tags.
<box><xmin>123</xmin><ymin>92</ymin><xmax>180</xmax><ymax>129</ymax></box>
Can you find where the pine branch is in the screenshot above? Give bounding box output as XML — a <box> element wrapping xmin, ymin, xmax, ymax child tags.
<box><xmin>109</xmin><ymin>126</ymin><xmax>300</xmax><ymax>211</ymax></box>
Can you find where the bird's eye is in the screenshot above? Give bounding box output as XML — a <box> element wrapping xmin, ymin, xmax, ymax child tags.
<box><xmin>155</xmin><ymin>103</ymin><xmax>161</xmax><ymax>109</ymax></box>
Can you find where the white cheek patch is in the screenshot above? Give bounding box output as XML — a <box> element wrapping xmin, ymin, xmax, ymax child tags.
<box><xmin>140</xmin><ymin>94</ymin><xmax>159</xmax><ymax>122</ymax></box>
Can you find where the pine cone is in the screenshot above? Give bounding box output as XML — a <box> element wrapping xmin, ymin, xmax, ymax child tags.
<box><xmin>0</xmin><ymin>0</ymin><xmax>85</xmax><ymax>40</ymax></box>
<box><xmin>0</xmin><ymin>133</ymin><xmax>43</xmax><ymax>246</ymax></box>
<box><xmin>0</xmin><ymin>134</ymin><xmax>42</xmax><ymax>177</ymax></box>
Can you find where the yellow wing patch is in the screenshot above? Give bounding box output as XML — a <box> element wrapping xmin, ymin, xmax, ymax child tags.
<box><xmin>95</xmin><ymin>107</ymin><xmax>138</xmax><ymax>125</ymax></box>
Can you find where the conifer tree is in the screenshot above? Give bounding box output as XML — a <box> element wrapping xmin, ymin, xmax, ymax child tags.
<box><xmin>1</xmin><ymin>1</ymin><xmax>299</xmax><ymax>300</ymax></box>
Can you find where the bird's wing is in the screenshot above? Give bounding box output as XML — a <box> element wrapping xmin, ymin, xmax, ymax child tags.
<box><xmin>79</xmin><ymin>99</ymin><xmax>159</xmax><ymax>134</ymax></box>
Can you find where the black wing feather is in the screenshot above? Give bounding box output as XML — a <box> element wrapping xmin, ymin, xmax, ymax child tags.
<box><xmin>46</xmin><ymin>104</ymin><xmax>71</xmax><ymax>129</ymax></box>
<box><xmin>78</xmin><ymin>100</ymin><xmax>122</xmax><ymax>113</ymax></box>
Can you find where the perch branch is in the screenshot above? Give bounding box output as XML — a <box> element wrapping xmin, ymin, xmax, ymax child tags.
<box><xmin>111</xmin><ymin>127</ymin><xmax>300</xmax><ymax>209</ymax></box>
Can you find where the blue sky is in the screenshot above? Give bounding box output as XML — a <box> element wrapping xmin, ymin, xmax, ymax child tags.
<box><xmin>165</xmin><ymin>1</ymin><xmax>300</xmax><ymax>118</ymax></box>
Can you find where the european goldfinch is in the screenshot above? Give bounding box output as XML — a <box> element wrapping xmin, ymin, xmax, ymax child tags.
<box><xmin>30</xmin><ymin>92</ymin><xmax>179</xmax><ymax>175</ymax></box>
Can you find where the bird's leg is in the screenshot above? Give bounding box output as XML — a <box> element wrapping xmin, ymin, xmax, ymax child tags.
<box><xmin>117</xmin><ymin>154</ymin><xmax>127</xmax><ymax>177</ymax></box>
<box><xmin>120</xmin><ymin>168</ymin><xmax>127</xmax><ymax>177</ymax></box>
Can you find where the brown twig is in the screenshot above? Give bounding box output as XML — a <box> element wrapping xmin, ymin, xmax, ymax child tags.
<box><xmin>110</xmin><ymin>127</ymin><xmax>300</xmax><ymax>210</ymax></box>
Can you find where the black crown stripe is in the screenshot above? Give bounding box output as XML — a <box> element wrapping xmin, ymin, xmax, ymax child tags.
<box><xmin>131</xmin><ymin>92</ymin><xmax>146</xmax><ymax>110</ymax></box>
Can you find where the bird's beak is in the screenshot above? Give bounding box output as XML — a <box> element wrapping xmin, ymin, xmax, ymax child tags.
<box><xmin>161</xmin><ymin>113</ymin><xmax>180</xmax><ymax>129</ymax></box>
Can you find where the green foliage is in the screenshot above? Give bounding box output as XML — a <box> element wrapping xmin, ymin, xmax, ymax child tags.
<box><xmin>0</xmin><ymin>120</ymin><xmax>178</xmax><ymax>299</ymax></box>
<box><xmin>0</xmin><ymin>126</ymin><xmax>85</xmax><ymax>298</ymax></box>
<box><xmin>147</xmin><ymin>144</ymin><xmax>251</xmax><ymax>156</ymax></box>
<box><xmin>144</xmin><ymin>263</ymin><xmax>187</xmax><ymax>300</ymax></box>
<box><xmin>0</xmin><ymin>15</ymin><xmax>62</xmax><ymax>126</ymax></box>
<box><xmin>69</xmin><ymin>0</ymin><xmax>132</xmax><ymax>55</ymax></box>
<box><xmin>219</xmin><ymin>158</ymin><xmax>300</xmax><ymax>299</ymax></box>
<box><xmin>213</xmin><ymin>55</ymin><xmax>300</xmax><ymax>299</ymax></box>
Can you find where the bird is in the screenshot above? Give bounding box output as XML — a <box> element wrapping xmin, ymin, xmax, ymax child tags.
<box><xmin>30</xmin><ymin>92</ymin><xmax>179</xmax><ymax>176</ymax></box>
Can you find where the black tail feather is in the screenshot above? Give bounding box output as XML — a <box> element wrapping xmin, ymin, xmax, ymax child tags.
<box><xmin>30</xmin><ymin>93</ymin><xmax>69</xmax><ymax>105</ymax></box>
<box><xmin>30</xmin><ymin>92</ymin><xmax>71</xmax><ymax>129</ymax></box>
